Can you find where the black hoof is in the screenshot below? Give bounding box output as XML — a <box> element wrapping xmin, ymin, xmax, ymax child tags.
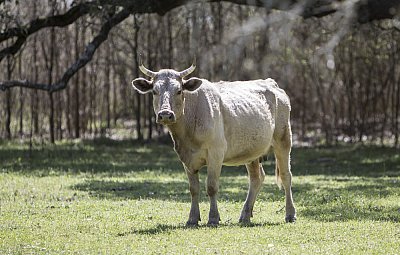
<box><xmin>285</xmin><ymin>215</ymin><xmax>297</xmax><ymax>223</ymax></box>
<box><xmin>239</xmin><ymin>218</ymin><xmax>251</xmax><ymax>225</ymax></box>
<box><xmin>207</xmin><ymin>220</ymin><xmax>219</xmax><ymax>227</ymax></box>
<box><xmin>186</xmin><ymin>221</ymin><xmax>199</xmax><ymax>227</ymax></box>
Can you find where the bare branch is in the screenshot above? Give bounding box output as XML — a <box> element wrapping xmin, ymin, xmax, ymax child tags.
<box><xmin>0</xmin><ymin>6</ymin><xmax>132</xmax><ymax>92</ymax></box>
<box><xmin>52</xmin><ymin>6</ymin><xmax>132</xmax><ymax>92</ymax></box>
<box><xmin>0</xmin><ymin>0</ymin><xmax>188</xmax><ymax>61</ymax></box>
<box><xmin>210</xmin><ymin>0</ymin><xmax>399</xmax><ymax>23</ymax></box>
<box><xmin>0</xmin><ymin>3</ymin><xmax>91</xmax><ymax>43</ymax></box>
<box><xmin>0</xmin><ymin>80</ymin><xmax>50</xmax><ymax>91</ymax></box>
<box><xmin>0</xmin><ymin>2</ymin><xmax>96</xmax><ymax>61</ymax></box>
<box><xmin>1</xmin><ymin>0</ymin><xmax>399</xmax><ymax>92</ymax></box>
<box><xmin>2</xmin><ymin>0</ymin><xmax>398</xmax><ymax>62</ymax></box>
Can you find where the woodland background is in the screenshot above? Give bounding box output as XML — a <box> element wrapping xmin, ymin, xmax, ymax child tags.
<box><xmin>1</xmin><ymin>0</ymin><xmax>399</xmax><ymax>146</ymax></box>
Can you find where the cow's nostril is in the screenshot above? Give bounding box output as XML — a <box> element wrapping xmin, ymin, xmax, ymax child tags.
<box><xmin>158</xmin><ymin>110</ymin><xmax>175</xmax><ymax>122</ymax></box>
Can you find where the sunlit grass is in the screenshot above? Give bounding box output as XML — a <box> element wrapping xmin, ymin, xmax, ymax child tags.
<box><xmin>1</xmin><ymin>140</ymin><xmax>399</xmax><ymax>254</ymax></box>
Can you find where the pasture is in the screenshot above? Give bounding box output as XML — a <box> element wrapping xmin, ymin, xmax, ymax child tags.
<box><xmin>1</xmin><ymin>140</ymin><xmax>399</xmax><ymax>254</ymax></box>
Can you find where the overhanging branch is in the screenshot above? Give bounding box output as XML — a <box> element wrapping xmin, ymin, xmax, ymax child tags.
<box><xmin>0</xmin><ymin>6</ymin><xmax>132</xmax><ymax>92</ymax></box>
<box><xmin>210</xmin><ymin>0</ymin><xmax>399</xmax><ymax>23</ymax></box>
<box><xmin>1</xmin><ymin>1</ymin><xmax>398</xmax><ymax>60</ymax></box>
<box><xmin>0</xmin><ymin>0</ymin><xmax>399</xmax><ymax>92</ymax></box>
<box><xmin>0</xmin><ymin>2</ymin><xmax>96</xmax><ymax>62</ymax></box>
<box><xmin>0</xmin><ymin>80</ymin><xmax>50</xmax><ymax>91</ymax></box>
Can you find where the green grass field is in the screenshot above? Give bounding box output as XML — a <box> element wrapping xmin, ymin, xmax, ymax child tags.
<box><xmin>1</xmin><ymin>139</ymin><xmax>399</xmax><ymax>254</ymax></box>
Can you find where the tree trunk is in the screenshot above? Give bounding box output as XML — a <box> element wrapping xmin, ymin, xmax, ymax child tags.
<box><xmin>112</xmin><ymin>54</ymin><xmax>118</xmax><ymax>127</ymax></box>
<box><xmin>47</xmin><ymin>6</ymin><xmax>56</xmax><ymax>143</ymax></box>
<box><xmin>32</xmin><ymin>32</ymin><xmax>39</xmax><ymax>136</ymax></box>
<box><xmin>18</xmin><ymin>54</ymin><xmax>23</xmax><ymax>138</ymax></box>
<box><xmin>74</xmin><ymin>22</ymin><xmax>80</xmax><ymax>138</ymax></box>
<box><xmin>80</xmin><ymin>23</ymin><xmax>87</xmax><ymax>137</ymax></box>
<box><xmin>133</xmin><ymin>15</ymin><xmax>142</xmax><ymax>141</ymax></box>
<box><xmin>104</xmin><ymin>42</ymin><xmax>111</xmax><ymax>131</ymax></box>
<box><xmin>49</xmin><ymin>92</ymin><xmax>55</xmax><ymax>143</ymax></box>
<box><xmin>5</xmin><ymin>54</ymin><xmax>13</xmax><ymax>140</ymax></box>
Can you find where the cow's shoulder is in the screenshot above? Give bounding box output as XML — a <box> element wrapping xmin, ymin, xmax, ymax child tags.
<box><xmin>174</xmin><ymin>80</ymin><xmax>223</xmax><ymax>143</ymax></box>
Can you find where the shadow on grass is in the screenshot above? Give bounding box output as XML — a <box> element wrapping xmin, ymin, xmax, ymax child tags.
<box><xmin>72</xmin><ymin>177</ymin><xmax>294</xmax><ymax>203</ymax></box>
<box><xmin>73</xmin><ymin>174</ymin><xmax>399</xmax><ymax>223</ymax></box>
<box><xmin>2</xmin><ymin>140</ymin><xmax>399</xmax><ymax>223</ymax></box>
<box><xmin>1</xmin><ymin>141</ymin><xmax>399</xmax><ymax>178</ymax></box>
<box><xmin>118</xmin><ymin>221</ymin><xmax>284</xmax><ymax>236</ymax></box>
<box><xmin>296</xmin><ymin>178</ymin><xmax>400</xmax><ymax>223</ymax></box>
<box><xmin>0</xmin><ymin>140</ymin><xmax>182</xmax><ymax>176</ymax></box>
<box><xmin>73</xmin><ymin>179</ymin><xmax>191</xmax><ymax>202</ymax></box>
<box><xmin>291</xmin><ymin>144</ymin><xmax>400</xmax><ymax>177</ymax></box>
<box><xmin>300</xmin><ymin>203</ymin><xmax>400</xmax><ymax>222</ymax></box>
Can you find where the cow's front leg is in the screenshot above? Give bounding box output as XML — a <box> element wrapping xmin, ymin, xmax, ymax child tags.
<box><xmin>186</xmin><ymin>167</ymin><xmax>200</xmax><ymax>226</ymax></box>
<box><xmin>206</xmin><ymin>160</ymin><xmax>222</xmax><ymax>226</ymax></box>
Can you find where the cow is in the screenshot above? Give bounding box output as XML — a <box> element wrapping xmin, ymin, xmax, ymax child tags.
<box><xmin>131</xmin><ymin>61</ymin><xmax>296</xmax><ymax>226</ymax></box>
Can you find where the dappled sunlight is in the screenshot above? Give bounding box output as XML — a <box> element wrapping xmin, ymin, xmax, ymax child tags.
<box><xmin>1</xmin><ymin>142</ymin><xmax>399</xmax><ymax>255</ymax></box>
<box><xmin>0</xmin><ymin>141</ymin><xmax>181</xmax><ymax>176</ymax></box>
<box><xmin>1</xmin><ymin>142</ymin><xmax>399</xmax><ymax>225</ymax></box>
<box><xmin>73</xmin><ymin>178</ymin><xmax>190</xmax><ymax>202</ymax></box>
<box><xmin>295</xmin><ymin>175</ymin><xmax>400</xmax><ymax>222</ymax></box>
<box><xmin>291</xmin><ymin>145</ymin><xmax>400</xmax><ymax>177</ymax></box>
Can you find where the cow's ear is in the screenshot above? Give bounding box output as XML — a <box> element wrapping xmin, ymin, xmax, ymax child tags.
<box><xmin>183</xmin><ymin>78</ymin><xmax>202</xmax><ymax>92</ymax></box>
<box><xmin>131</xmin><ymin>78</ymin><xmax>153</xmax><ymax>94</ymax></box>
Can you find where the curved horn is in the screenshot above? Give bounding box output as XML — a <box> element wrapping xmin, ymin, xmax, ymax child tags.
<box><xmin>138</xmin><ymin>55</ymin><xmax>157</xmax><ymax>78</ymax></box>
<box><xmin>179</xmin><ymin>58</ymin><xmax>196</xmax><ymax>78</ymax></box>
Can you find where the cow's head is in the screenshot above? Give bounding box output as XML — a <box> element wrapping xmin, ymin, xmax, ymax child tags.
<box><xmin>131</xmin><ymin>61</ymin><xmax>202</xmax><ymax>125</ymax></box>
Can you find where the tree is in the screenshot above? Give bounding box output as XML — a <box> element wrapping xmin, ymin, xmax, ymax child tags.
<box><xmin>1</xmin><ymin>0</ymin><xmax>399</xmax><ymax>92</ymax></box>
<box><xmin>0</xmin><ymin>0</ymin><xmax>399</xmax><ymax>145</ymax></box>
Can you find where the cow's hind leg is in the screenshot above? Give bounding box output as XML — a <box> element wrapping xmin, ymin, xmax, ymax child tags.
<box><xmin>239</xmin><ymin>159</ymin><xmax>265</xmax><ymax>224</ymax></box>
<box><xmin>274</xmin><ymin>126</ymin><xmax>296</xmax><ymax>223</ymax></box>
<box><xmin>185</xmin><ymin>167</ymin><xmax>201</xmax><ymax>226</ymax></box>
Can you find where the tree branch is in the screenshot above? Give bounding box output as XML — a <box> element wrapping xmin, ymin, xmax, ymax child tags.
<box><xmin>0</xmin><ymin>0</ymin><xmax>399</xmax><ymax>92</ymax></box>
<box><xmin>0</xmin><ymin>3</ymin><xmax>90</xmax><ymax>43</ymax></box>
<box><xmin>0</xmin><ymin>80</ymin><xmax>50</xmax><ymax>91</ymax></box>
<box><xmin>0</xmin><ymin>2</ymin><xmax>96</xmax><ymax>61</ymax></box>
<box><xmin>210</xmin><ymin>0</ymin><xmax>399</xmax><ymax>23</ymax></box>
<box><xmin>0</xmin><ymin>0</ymin><xmax>189</xmax><ymax>62</ymax></box>
<box><xmin>0</xmin><ymin>6</ymin><xmax>132</xmax><ymax>92</ymax></box>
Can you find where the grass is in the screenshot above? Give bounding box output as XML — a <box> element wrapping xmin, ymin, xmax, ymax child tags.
<box><xmin>0</xmin><ymin>139</ymin><xmax>399</xmax><ymax>254</ymax></box>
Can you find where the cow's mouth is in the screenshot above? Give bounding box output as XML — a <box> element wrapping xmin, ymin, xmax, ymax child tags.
<box><xmin>157</xmin><ymin>119</ymin><xmax>177</xmax><ymax>125</ymax></box>
<box><xmin>157</xmin><ymin>110</ymin><xmax>176</xmax><ymax>125</ymax></box>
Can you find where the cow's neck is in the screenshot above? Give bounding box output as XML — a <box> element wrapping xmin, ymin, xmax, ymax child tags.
<box><xmin>167</xmin><ymin>105</ymin><xmax>199</xmax><ymax>162</ymax></box>
<box><xmin>167</xmin><ymin>95</ymin><xmax>197</xmax><ymax>149</ymax></box>
<box><xmin>167</xmin><ymin>117</ymin><xmax>189</xmax><ymax>152</ymax></box>
<box><xmin>166</xmin><ymin>118</ymin><xmax>189</xmax><ymax>165</ymax></box>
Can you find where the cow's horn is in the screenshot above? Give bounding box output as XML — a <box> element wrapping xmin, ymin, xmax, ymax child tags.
<box><xmin>179</xmin><ymin>58</ymin><xmax>196</xmax><ymax>78</ymax></box>
<box><xmin>138</xmin><ymin>56</ymin><xmax>157</xmax><ymax>78</ymax></box>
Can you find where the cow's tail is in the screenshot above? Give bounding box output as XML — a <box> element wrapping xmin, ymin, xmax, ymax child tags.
<box><xmin>275</xmin><ymin>160</ymin><xmax>283</xmax><ymax>189</ymax></box>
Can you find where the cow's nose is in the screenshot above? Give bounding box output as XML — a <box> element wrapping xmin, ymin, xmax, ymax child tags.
<box><xmin>157</xmin><ymin>110</ymin><xmax>176</xmax><ymax>123</ymax></box>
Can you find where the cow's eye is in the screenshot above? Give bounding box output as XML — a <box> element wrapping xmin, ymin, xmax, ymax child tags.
<box><xmin>177</xmin><ymin>90</ymin><xmax>182</xmax><ymax>95</ymax></box>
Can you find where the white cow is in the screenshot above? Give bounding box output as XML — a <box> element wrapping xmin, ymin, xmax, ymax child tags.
<box><xmin>132</xmin><ymin>62</ymin><xmax>296</xmax><ymax>226</ymax></box>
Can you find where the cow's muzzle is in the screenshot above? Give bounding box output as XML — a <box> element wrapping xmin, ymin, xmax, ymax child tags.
<box><xmin>157</xmin><ymin>110</ymin><xmax>176</xmax><ymax>124</ymax></box>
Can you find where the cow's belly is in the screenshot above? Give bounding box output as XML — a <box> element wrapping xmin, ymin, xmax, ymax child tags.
<box><xmin>222</xmin><ymin>106</ymin><xmax>274</xmax><ymax>166</ymax></box>
<box><xmin>218</xmin><ymin>85</ymin><xmax>276</xmax><ymax>166</ymax></box>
